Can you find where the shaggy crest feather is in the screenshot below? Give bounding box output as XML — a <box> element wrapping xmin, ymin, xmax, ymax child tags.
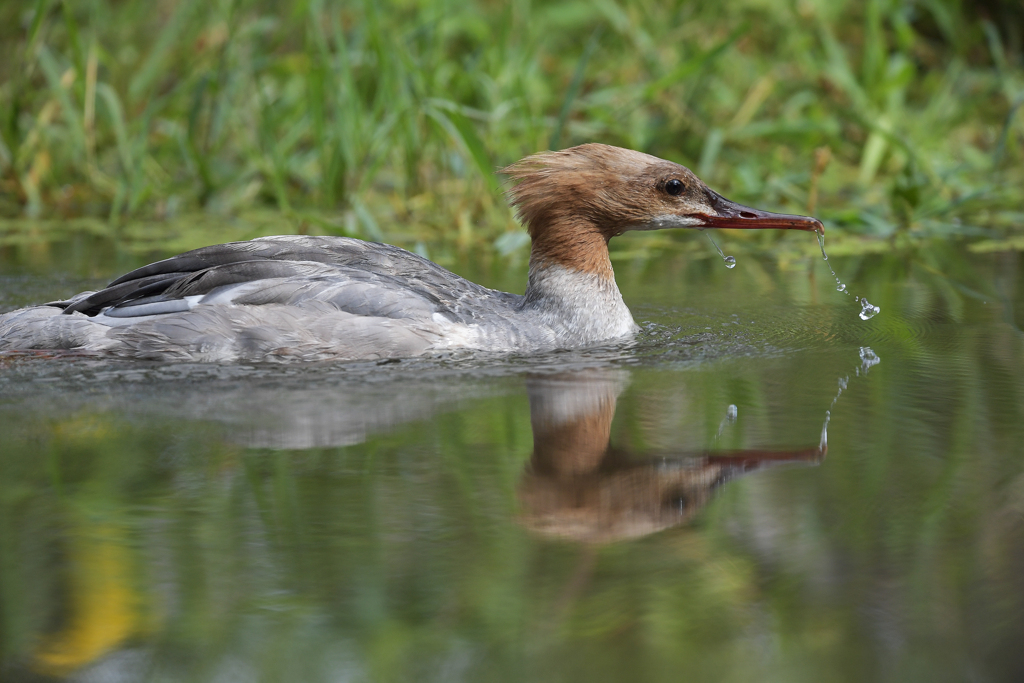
<box><xmin>501</xmin><ymin>144</ymin><xmax>675</xmax><ymax>240</ymax></box>
<box><xmin>501</xmin><ymin>144</ymin><xmax>699</xmax><ymax>276</ymax></box>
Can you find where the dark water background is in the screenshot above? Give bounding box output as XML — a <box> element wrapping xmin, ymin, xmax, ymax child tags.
<box><xmin>1</xmin><ymin>234</ymin><xmax>1023</xmax><ymax>682</ymax></box>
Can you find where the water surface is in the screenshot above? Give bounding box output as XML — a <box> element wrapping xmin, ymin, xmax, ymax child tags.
<box><xmin>1</xmin><ymin>235</ymin><xmax>1022</xmax><ymax>682</ymax></box>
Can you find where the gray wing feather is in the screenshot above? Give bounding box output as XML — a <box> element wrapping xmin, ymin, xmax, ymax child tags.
<box><xmin>63</xmin><ymin>236</ymin><xmax>518</xmax><ymax>322</ymax></box>
<box><xmin>1</xmin><ymin>235</ymin><xmax>530</xmax><ymax>359</ymax></box>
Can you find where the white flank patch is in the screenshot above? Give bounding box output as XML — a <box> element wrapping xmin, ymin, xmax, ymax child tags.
<box><xmin>430</xmin><ymin>313</ymin><xmax>483</xmax><ymax>349</ymax></box>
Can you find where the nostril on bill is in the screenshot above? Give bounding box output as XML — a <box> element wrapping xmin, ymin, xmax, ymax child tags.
<box><xmin>739</xmin><ymin>211</ymin><xmax>756</xmax><ymax>219</ymax></box>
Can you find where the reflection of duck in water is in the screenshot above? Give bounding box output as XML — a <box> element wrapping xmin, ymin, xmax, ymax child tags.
<box><xmin>519</xmin><ymin>373</ymin><xmax>824</xmax><ymax>543</ymax></box>
<box><xmin>21</xmin><ymin>369</ymin><xmax>824</xmax><ymax>679</ymax></box>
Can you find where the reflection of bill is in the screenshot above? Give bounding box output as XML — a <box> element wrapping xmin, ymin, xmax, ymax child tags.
<box><xmin>519</xmin><ymin>372</ymin><xmax>824</xmax><ymax>543</ymax></box>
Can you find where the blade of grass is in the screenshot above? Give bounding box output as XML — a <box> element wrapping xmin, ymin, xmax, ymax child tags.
<box><xmin>35</xmin><ymin>45</ymin><xmax>86</xmax><ymax>161</ymax></box>
<box><xmin>644</xmin><ymin>22</ymin><xmax>748</xmax><ymax>98</ymax></box>
<box><xmin>26</xmin><ymin>0</ymin><xmax>54</xmax><ymax>54</ymax></box>
<box><xmin>550</xmin><ymin>25</ymin><xmax>602</xmax><ymax>150</ymax></box>
<box><xmin>426</xmin><ymin>103</ymin><xmax>498</xmax><ymax>192</ymax></box>
<box><xmin>96</xmin><ymin>83</ymin><xmax>132</xmax><ymax>178</ymax></box>
<box><xmin>128</xmin><ymin>0</ymin><xmax>198</xmax><ymax>104</ymax></box>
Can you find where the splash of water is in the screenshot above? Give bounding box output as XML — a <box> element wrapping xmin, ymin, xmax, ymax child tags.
<box><xmin>858</xmin><ymin>346</ymin><xmax>880</xmax><ymax>369</ymax></box>
<box><xmin>705</xmin><ymin>232</ymin><xmax>736</xmax><ymax>269</ymax></box>
<box><xmin>817</xmin><ymin>232</ymin><xmax>880</xmax><ymax>320</ymax></box>
<box><xmin>858</xmin><ymin>297</ymin><xmax>880</xmax><ymax>320</ymax></box>
<box><xmin>820</xmin><ymin>346</ymin><xmax>881</xmax><ymax>449</ymax></box>
<box><xmin>715</xmin><ymin>404</ymin><xmax>738</xmax><ymax>441</ymax></box>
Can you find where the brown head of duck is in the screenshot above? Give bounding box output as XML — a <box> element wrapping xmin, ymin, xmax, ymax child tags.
<box><xmin>503</xmin><ymin>144</ymin><xmax>823</xmax><ymax>281</ymax></box>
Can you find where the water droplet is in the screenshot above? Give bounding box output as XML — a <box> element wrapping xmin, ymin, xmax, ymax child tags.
<box><xmin>858</xmin><ymin>298</ymin><xmax>880</xmax><ymax>320</ymax></box>
<box><xmin>715</xmin><ymin>404</ymin><xmax>739</xmax><ymax>440</ymax></box>
<box><xmin>817</xmin><ymin>232</ymin><xmax>881</xmax><ymax>321</ymax></box>
<box><xmin>859</xmin><ymin>346</ymin><xmax>880</xmax><ymax>369</ymax></box>
<box><xmin>704</xmin><ymin>232</ymin><xmax>735</xmax><ymax>268</ymax></box>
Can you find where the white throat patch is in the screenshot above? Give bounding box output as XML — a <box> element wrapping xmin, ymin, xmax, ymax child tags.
<box><xmin>522</xmin><ymin>263</ymin><xmax>638</xmax><ymax>344</ymax></box>
<box><xmin>633</xmin><ymin>214</ymin><xmax>705</xmax><ymax>231</ymax></box>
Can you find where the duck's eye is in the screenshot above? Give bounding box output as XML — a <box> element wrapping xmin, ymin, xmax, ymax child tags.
<box><xmin>665</xmin><ymin>179</ymin><xmax>685</xmax><ymax>196</ymax></box>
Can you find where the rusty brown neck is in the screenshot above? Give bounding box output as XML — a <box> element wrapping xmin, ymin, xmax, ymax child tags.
<box><xmin>518</xmin><ymin>219</ymin><xmax>637</xmax><ymax>343</ymax></box>
<box><xmin>527</xmin><ymin>217</ymin><xmax>615</xmax><ymax>281</ymax></box>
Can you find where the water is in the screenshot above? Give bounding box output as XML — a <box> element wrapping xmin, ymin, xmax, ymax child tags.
<box><xmin>818</xmin><ymin>231</ymin><xmax>881</xmax><ymax>319</ymax></box>
<box><xmin>2</xmin><ymin>233</ymin><xmax>1024</xmax><ymax>682</ymax></box>
<box><xmin>818</xmin><ymin>346</ymin><xmax>882</xmax><ymax>450</ymax></box>
<box><xmin>701</xmin><ymin>230</ymin><xmax>876</xmax><ymax>318</ymax></box>
<box><xmin>704</xmin><ymin>231</ymin><xmax>736</xmax><ymax>268</ymax></box>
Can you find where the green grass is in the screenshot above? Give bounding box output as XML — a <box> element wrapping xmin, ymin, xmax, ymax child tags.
<box><xmin>0</xmin><ymin>0</ymin><xmax>1021</xmax><ymax>261</ymax></box>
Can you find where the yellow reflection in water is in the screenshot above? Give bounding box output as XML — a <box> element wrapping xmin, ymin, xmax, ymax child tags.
<box><xmin>33</xmin><ymin>523</ymin><xmax>142</xmax><ymax>677</ymax></box>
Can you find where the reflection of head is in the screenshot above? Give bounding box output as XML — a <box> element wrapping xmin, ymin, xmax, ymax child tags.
<box><xmin>519</xmin><ymin>372</ymin><xmax>824</xmax><ymax>543</ymax></box>
<box><xmin>521</xmin><ymin>459</ymin><xmax>722</xmax><ymax>542</ymax></box>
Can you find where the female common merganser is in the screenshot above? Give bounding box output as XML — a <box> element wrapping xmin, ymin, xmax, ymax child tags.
<box><xmin>0</xmin><ymin>144</ymin><xmax>822</xmax><ymax>362</ymax></box>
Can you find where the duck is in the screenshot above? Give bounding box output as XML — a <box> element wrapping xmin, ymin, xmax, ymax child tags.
<box><xmin>0</xmin><ymin>144</ymin><xmax>823</xmax><ymax>362</ymax></box>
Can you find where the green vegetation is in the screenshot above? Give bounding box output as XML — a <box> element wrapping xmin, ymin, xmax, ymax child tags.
<box><xmin>0</xmin><ymin>0</ymin><xmax>1021</xmax><ymax>261</ymax></box>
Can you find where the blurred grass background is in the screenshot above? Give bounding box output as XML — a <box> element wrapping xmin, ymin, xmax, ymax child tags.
<box><xmin>0</xmin><ymin>0</ymin><xmax>1021</xmax><ymax>262</ymax></box>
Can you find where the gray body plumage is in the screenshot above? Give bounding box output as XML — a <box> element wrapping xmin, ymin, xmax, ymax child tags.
<box><xmin>0</xmin><ymin>235</ymin><xmax>638</xmax><ymax>362</ymax></box>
